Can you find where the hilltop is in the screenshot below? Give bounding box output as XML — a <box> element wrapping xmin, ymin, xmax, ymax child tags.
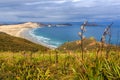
<box><xmin>58</xmin><ymin>37</ymin><xmax>120</xmax><ymax>52</ymax></box>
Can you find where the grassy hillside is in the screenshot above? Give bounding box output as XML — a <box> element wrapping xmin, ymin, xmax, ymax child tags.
<box><xmin>0</xmin><ymin>32</ymin><xmax>49</xmax><ymax>52</ymax></box>
<box><xmin>0</xmin><ymin>32</ymin><xmax>120</xmax><ymax>79</ymax></box>
<box><xmin>58</xmin><ymin>37</ymin><xmax>120</xmax><ymax>52</ymax></box>
<box><xmin>0</xmin><ymin>51</ymin><xmax>119</xmax><ymax>80</ymax></box>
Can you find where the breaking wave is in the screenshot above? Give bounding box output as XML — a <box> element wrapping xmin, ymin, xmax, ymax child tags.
<box><xmin>29</xmin><ymin>28</ymin><xmax>62</xmax><ymax>48</ymax></box>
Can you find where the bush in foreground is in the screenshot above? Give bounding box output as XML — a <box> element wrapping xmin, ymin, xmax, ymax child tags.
<box><xmin>0</xmin><ymin>51</ymin><xmax>119</xmax><ymax>80</ymax></box>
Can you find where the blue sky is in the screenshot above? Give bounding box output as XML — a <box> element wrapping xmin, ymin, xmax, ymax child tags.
<box><xmin>0</xmin><ymin>0</ymin><xmax>120</xmax><ymax>22</ymax></box>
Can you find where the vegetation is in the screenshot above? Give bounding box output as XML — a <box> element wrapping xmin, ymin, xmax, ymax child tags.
<box><xmin>58</xmin><ymin>37</ymin><xmax>120</xmax><ymax>52</ymax></box>
<box><xmin>0</xmin><ymin>50</ymin><xmax>119</xmax><ymax>80</ymax></box>
<box><xmin>0</xmin><ymin>22</ymin><xmax>120</xmax><ymax>79</ymax></box>
<box><xmin>0</xmin><ymin>32</ymin><xmax>49</xmax><ymax>52</ymax></box>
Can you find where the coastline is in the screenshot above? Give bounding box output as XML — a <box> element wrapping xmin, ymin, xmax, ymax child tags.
<box><xmin>19</xmin><ymin>29</ymin><xmax>56</xmax><ymax>49</ymax></box>
<box><xmin>0</xmin><ymin>22</ymin><xmax>56</xmax><ymax>49</ymax></box>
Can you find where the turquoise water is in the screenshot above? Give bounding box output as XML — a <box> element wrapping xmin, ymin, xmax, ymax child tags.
<box><xmin>29</xmin><ymin>22</ymin><xmax>120</xmax><ymax>48</ymax></box>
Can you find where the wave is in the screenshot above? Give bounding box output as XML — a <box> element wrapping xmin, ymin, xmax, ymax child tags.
<box><xmin>29</xmin><ymin>28</ymin><xmax>62</xmax><ymax>48</ymax></box>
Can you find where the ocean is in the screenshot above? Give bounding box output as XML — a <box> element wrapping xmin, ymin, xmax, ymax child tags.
<box><xmin>28</xmin><ymin>22</ymin><xmax>120</xmax><ymax>48</ymax></box>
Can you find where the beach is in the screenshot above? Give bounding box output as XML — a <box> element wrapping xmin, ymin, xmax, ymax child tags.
<box><xmin>19</xmin><ymin>29</ymin><xmax>56</xmax><ymax>49</ymax></box>
<box><xmin>0</xmin><ymin>22</ymin><xmax>55</xmax><ymax>49</ymax></box>
<box><xmin>0</xmin><ymin>22</ymin><xmax>39</xmax><ymax>36</ymax></box>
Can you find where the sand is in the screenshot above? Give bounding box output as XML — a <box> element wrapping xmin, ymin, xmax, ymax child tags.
<box><xmin>0</xmin><ymin>22</ymin><xmax>39</xmax><ymax>37</ymax></box>
<box><xmin>0</xmin><ymin>22</ymin><xmax>55</xmax><ymax>49</ymax></box>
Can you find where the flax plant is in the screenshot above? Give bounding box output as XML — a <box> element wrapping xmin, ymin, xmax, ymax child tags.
<box><xmin>78</xmin><ymin>21</ymin><xmax>88</xmax><ymax>60</ymax></box>
<box><xmin>100</xmin><ymin>23</ymin><xmax>113</xmax><ymax>58</ymax></box>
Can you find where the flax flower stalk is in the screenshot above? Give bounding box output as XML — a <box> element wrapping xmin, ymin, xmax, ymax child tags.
<box><xmin>100</xmin><ymin>23</ymin><xmax>113</xmax><ymax>58</ymax></box>
<box><xmin>78</xmin><ymin>21</ymin><xmax>88</xmax><ymax>60</ymax></box>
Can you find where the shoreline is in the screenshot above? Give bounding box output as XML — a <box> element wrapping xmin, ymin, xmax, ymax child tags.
<box><xmin>0</xmin><ymin>22</ymin><xmax>56</xmax><ymax>49</ymax></box>
<box><xmin>19</xmin><ymin>28</ymin><xmax>56</xmax><ymax>49</ymax></box>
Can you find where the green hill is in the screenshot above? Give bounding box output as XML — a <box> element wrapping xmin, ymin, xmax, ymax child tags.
<box><xmin>58</xmin><ymin>37</ymin><xmax>120</xmax><ymax>52</ymax></box>
<box><xmin>0</xmin><ymin>32</ymin><xmax>49</xmax><ymax>52</ymax></box>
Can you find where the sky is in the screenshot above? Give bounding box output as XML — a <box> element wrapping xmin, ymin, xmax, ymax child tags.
<box><xmin>0</xmin><ymin>0</ymin><xmax>120</xmax><ymax>22</ymax></box>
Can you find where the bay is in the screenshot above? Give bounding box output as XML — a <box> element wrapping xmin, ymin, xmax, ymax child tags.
<box><xmin>30</xmin><ymin>22</ymin><xmax>120</xmax><ymax>48</ymax></box>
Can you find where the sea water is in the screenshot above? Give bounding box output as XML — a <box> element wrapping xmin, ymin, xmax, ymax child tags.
<box><xmin>29</xmin><ymin>22</ymin><xmax>120</xmax><ymax>48</ymax></box>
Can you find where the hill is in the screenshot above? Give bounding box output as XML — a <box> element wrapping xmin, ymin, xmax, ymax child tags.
<box><xmin>0</xmin><ymin>33</ymin><xmax>120</xmax><ymax>80</ymax></box>
<box><xmin>58</xmin><ymin>37</ymin><xmax>120</xmax><ymax>52</ymax></box>
<box><xmin>0</xmin><ymin>32</ymin><xmax>49</xmax><ymax>52</ymax></box>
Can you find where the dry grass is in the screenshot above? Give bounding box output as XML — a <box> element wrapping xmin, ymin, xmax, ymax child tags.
<box><xmin>0</xmin><ymin>50</ymin><xmax>120</xmax><ymax>80</ymax></box>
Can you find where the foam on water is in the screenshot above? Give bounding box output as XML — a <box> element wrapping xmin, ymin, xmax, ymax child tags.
<box><xmin>29</xmin><ymin>28</ymin><xmax>62</xmax><ymax>48</ymax></box>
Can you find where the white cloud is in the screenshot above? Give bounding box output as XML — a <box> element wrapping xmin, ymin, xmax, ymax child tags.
<box><xmin>0</xmin><ymin>0</ymin><xmax>120</xmax><ymax>22</ymax></box>
<box><xmin>24</xmin><ymin>0</ymin><xmax>67</xmax><ymax>6</ymax></box>
<box><xmin>72</xmin><ymin>0</ymin><xmax>81</xmax><ymax>2</ymax></box>
<box><xmin>25</xmin><ymin>2</ymin><xmax>41</xmax><ymax>5</ymax></box>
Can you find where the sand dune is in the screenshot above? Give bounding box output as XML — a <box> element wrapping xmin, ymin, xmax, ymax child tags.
<box><xmin>0</xmin><ymin>22</ymin><xmax>40</xmax><ymax>37</ymax></box>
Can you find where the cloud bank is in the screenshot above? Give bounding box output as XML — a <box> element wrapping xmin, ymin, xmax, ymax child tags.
<box><xmin>0</xmin><ymin>0</ymin><xmax>120</xmax><ymax>22</ymax></box>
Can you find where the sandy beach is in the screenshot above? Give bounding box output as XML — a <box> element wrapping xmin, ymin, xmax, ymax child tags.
<box><xmin>0</xmin><ymin>22</ymin><xmax>55</xmax><ymax>49</ymax></box>
<box><xmin>19</xmin><ymin>29</ymin><xmax>56</xmax><ymax>49</ymax></box>
<box><xmin>0</xmin><ymin>22</ymin><xmax>39</xmax><ymax>37</ymax></box>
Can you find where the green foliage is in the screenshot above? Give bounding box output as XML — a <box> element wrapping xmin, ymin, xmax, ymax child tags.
<box><xmin>0</xmin><ymin>32</ymin><xmax>49</xmax><ymax>52</ymax></box>
<box><xmin>0</xmin><ymin>51</ymin><xmax>119</xmax><ymax>80</ymax></box>
<box><xmin>58</xmin><ymin>38</ymin><xmax>120</xmax><ymax>52</ymax></box>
